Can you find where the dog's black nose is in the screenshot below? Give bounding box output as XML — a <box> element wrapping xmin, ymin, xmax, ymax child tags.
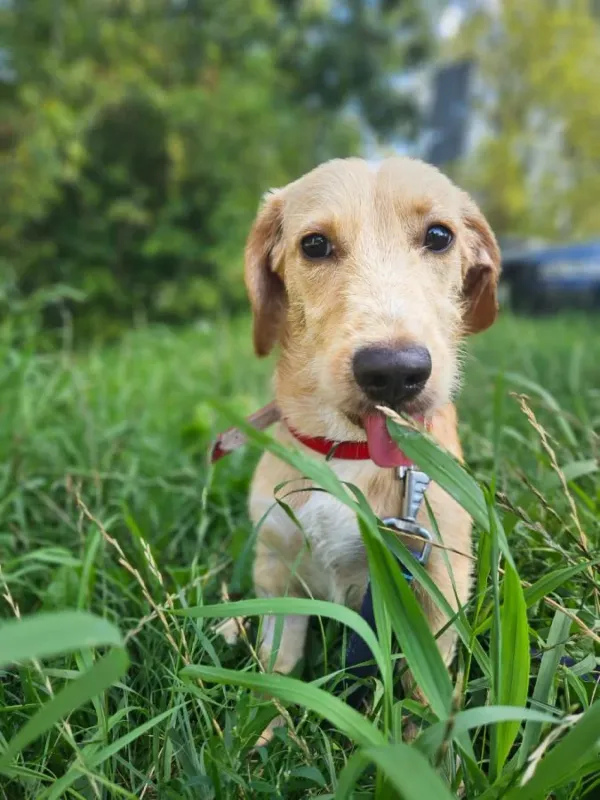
<box><xmin>352</xmin><ymin>345</ymin><xmax>432</xmax><ymax>407</ymax></box>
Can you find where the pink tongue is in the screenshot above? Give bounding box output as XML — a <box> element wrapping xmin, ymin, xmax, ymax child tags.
<box><xmin>364</xmin><ymin>413</ymin><xmax>407</xmax><ymax>468</ymax></box>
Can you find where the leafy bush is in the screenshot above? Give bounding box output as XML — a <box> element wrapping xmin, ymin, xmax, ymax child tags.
<box><xmin>1</xmin><ymin>0</ymin><xmax>427</xmax><ymax>339</ymax></box>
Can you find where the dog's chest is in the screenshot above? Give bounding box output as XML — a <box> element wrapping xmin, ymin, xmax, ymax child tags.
<box><xmin>296</xmin><ymin>467</ymin><xmax>366</xmax><ymax>567</ymax></box>
<box><xmin>255</xmin><ymin>458</ymin><xmax>402</xmax><ymax>604</ymax></box>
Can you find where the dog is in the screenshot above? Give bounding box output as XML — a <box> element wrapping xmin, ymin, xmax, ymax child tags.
<box><xmin>220</xmin><ymin>156</ymin><xmax>500</xmax><ymax>742</ymax></box>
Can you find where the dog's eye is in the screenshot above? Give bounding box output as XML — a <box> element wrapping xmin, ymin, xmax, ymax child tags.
<box><xmin>301</xmin><ymin>233</ymin><xmax>333</xmax><ymax>259</ymax></box>
<box><xmin>424</xmin><ymin>224</ymin><xmax>454</xmax><ymax>253</ymax></box>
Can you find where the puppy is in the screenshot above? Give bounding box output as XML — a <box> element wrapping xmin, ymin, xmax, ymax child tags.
<box><xmin>233</xmin><ymin>157</ymin><xmax>499</xmax><ymax>736</ymax></box>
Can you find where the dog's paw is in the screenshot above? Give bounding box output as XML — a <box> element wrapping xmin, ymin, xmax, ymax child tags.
<box><xmin>402</xmin><ymin>718</ymin><xmax>423</xmax><ymax>743</ymax></box>
<box><xmin>214</xmin><ymin>616</ymin><xmax>247</xmax><ymax>645</ymax></box>
<box><xmin>252</xmin><ymin>714</ymin><xmax>287</xmax><ymax>751</ymax></box>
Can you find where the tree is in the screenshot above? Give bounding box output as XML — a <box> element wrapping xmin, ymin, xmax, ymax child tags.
<box><xmin>450</xmin><ymin>0</ymin><xmax>600</xmax><ymax>243</ymax></box>
<box><xmin>273</xmin><ymin>0</ymin><xmax>430</xmax><ymax>139</ymax></box>
<box><xmin>0</xmin><ymin>0</ymin><xmax>429</xmax><ymax>338</ymax></box>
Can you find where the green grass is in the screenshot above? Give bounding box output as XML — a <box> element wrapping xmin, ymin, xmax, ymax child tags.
<box><xmin>0</xmin><ymin>312</ymin><xmax>599</xmax><ymax>798</ymax></box>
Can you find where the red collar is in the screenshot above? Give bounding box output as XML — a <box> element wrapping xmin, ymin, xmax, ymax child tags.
<box><xmin>287</xmin><ymin>426</ymin><xmax>373</xmax><ymax>460</ymax></box>
<box><xmin>287</xmin><ymin>417</ymin><xmax>427</xmax><ymax>465</ymax></box>
<box><xmin>210</xmin><ymin>402</ymin><xmax>426</xmax><ymax>467</ymax></box>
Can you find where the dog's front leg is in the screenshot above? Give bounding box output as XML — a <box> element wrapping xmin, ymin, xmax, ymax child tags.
<box><xmin>253</xmin><ymin>536</ymin><xmax>310</xmax><ymax>673</ymax></box>
<box><xmin>256</xmin><ymin>611</ymin><xmax>309</xmax><ymax>674</ymax></box>
<box><xmin>252</xmin><ymin>610</ymin><xmax>309</xmax><ymax>748</ymax></box>
<box><xmin>252</xmin><ymin>535</ymin><xmax>310</xmax><ymax>747</ymax></box>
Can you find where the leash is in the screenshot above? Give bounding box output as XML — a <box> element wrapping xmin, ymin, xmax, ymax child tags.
<box><xmin>210</xmin><ymin>404</ymin><xmax>433</xmax><ymax>708</ymax></box>
<box><xmin>340</xmin><ymin>465</ymin><xmax>431</xmax><ymax>708</ymax></box>
<box><xmin>211</xmin><ymin>401</ymin><xmax>280</xmax><ymax>462</ymax></box>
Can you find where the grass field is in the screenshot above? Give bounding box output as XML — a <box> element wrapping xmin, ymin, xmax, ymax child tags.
<box><xmin>0</xmin><ymin>312</ymin><xmax>599</xmax><ymax>799</ymax></box>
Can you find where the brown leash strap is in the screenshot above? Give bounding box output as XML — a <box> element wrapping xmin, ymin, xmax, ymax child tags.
<box><xmin>210</xmin><ymin>401</ymin><xmax>280</xmax><ymax>462</ymax></box>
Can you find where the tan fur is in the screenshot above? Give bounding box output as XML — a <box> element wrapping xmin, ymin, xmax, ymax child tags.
<box><xmin>239</xmin><ymin>157</ymin><xmax>500</xmax><ymax>732</ymax></box>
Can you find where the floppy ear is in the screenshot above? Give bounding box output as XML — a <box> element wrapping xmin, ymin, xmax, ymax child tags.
<box><xmin>462</xmin><ymin>200</ymin><xmax>502</xmax><ymax>334</ymax></box>
<box><xmin>244</xmin><ymin>190</ymin><xmax>286</xmax><ymax>356</ymax></box>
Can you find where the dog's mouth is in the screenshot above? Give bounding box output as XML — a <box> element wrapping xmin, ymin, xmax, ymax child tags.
<box><xmin>342</xmin><ymin>406</ymin><xmax>426</xmax><ymax>468</ymax></box>
<box><xmin>362</xmin><ymin>410</ymin><xmax>425</xmax><ymax>468</ymax></box>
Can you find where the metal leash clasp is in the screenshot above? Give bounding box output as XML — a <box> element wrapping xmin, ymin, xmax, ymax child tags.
<box><xmin>382</xmin><ymin>466</ymin><xmax>432</xmax><ymax>577</ymax></box>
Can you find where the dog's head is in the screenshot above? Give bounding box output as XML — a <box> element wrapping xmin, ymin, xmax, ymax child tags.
<box><xmin>244</xmin><ymin>157</ymin><xmax>500</xmax><ymax>446</ymax></box>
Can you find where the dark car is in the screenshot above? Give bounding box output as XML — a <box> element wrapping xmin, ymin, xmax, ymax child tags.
<box><xmin>501</xmin><ymin>241</ymin><xmax>600</xmax><ymax>313</ymax></box>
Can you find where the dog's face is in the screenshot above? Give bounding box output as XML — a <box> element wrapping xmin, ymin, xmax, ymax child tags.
<box><xmin>245</xmin><ymin>157</ymin><xmax>500</xmax><ymax>439</ymax></box>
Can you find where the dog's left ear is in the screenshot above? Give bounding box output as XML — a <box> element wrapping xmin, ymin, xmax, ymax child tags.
<box><xmin>461</xmin><ymin>199</ymin><xmax>502</xmax><ymax>334</ymax></box>
<box><xmin>244</xmin><ymin>189</ymin><xmax>286</xmax><ymax>357</ymax></box>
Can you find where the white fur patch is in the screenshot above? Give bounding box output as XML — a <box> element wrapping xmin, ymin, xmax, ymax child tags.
<box><xmin>253</xmin><ymin>459</ymin><xmax>372</xmax><ymax>605</ymax></box>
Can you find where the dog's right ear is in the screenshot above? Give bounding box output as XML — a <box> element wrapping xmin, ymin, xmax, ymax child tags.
<box><xmin>461</xmin><ymin>197</ymin><xmax>502</xmax><ymax>335</ymax></box>
<box><xmin>244</xmin><ymin>190</ymin><xmax>286</xmax><ymax>357</ymax></box>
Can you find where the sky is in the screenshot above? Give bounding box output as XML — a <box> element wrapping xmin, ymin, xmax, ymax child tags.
<box><xmin>438</xmin><ymin>4</ymin><xmax>465</xmax><ymax>39</ymax></box>
<box><xmin>436</xmin><ymin>0</ymin><xmax>500</xmax><ymax>39</ymax></box>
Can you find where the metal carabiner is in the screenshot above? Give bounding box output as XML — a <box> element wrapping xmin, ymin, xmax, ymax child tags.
<box><xmin>382</xmin><ymin>466</ymin><xmax>432</xmax><ymax>572</ymax></box>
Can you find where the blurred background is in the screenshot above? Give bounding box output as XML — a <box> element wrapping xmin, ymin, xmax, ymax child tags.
<box><xmin>3</xmin><ymin>5</ymin><xmax>600</xmax><ymax>794</ymax></box>
<box><xmin>2</xmin><ymin>0</ymin><xmax>600</xmax><ymax>342</ymax></box>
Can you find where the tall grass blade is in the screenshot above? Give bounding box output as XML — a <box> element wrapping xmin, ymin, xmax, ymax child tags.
<box><xmin>41</xmin><ymin>705</ymin><xmax>180</xmax><ymax>800</ymax></box>
<box><xmin>416</xmin><ymin>706</ymin><xmax>561</xmax><ymax>758</ymax></box>
<box><xmin>174</xmin><ymin>597</ymin><xmax>386</xmax><ymax>678</ymax></box>
<box><xmin>0</xmin><ymin>611</ymin><xmax>124</xmax><ymax>668</ymax></box>
<box><xmin>356</xmin><ymin>516</ymin><xmax>453</xmax><ymax>720</ymax></box>
<box><xmin>507</xmin><ymin>701</ymin><xmax>600</xmax><ymax>799</ymax></box>
<box><xmin>385</xmin><ymin>417</ymin><xmax>489</xmax><ymax>530</ymax></box>
<box><xmin>385</xmin><ymin>417</ymin><xmax>515</xmax><ymax>568</ymax></box>
<box><xmin>180</xmin><ymin>664</ymin><xmax>386</xmax><ymax>748</ymax></box>
<box><xmin>495</xmin><ymin>561</ymin><xmax>530</xmax><ymax>772</ymax></box>
<box><xmin>503</xmin><ymin>372</ymin><xmax>577</xmax><ymax>447</ymax></box>
<box><xmin>0</xmin><ymin>649</ymin><xmax>129</xmax><ymax>772</ymax></box>
<box><xmin>336</xmin><ymin>743</ymin><xmax>456</xmax><ymax>800</ymax></box>
<box><xmin>518</xmin><ymin>610</ymin><xmax>572</xmax><ymax>765</ymax></box>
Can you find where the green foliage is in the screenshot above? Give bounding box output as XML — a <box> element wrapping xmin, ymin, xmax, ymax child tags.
<box><xmin>452</xmin><ymin>0</ymin><xmax>600</xmax><ymax>242</ymax></box>
<box><xmin>0</xmin><ymin>312</ymin><xmax>599</xmax><ymax>796</ymax></box>
<box><xmin>0</xmin><ymin>0</ymin><xmax>428</xmax><ymax>338</ymax></box>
